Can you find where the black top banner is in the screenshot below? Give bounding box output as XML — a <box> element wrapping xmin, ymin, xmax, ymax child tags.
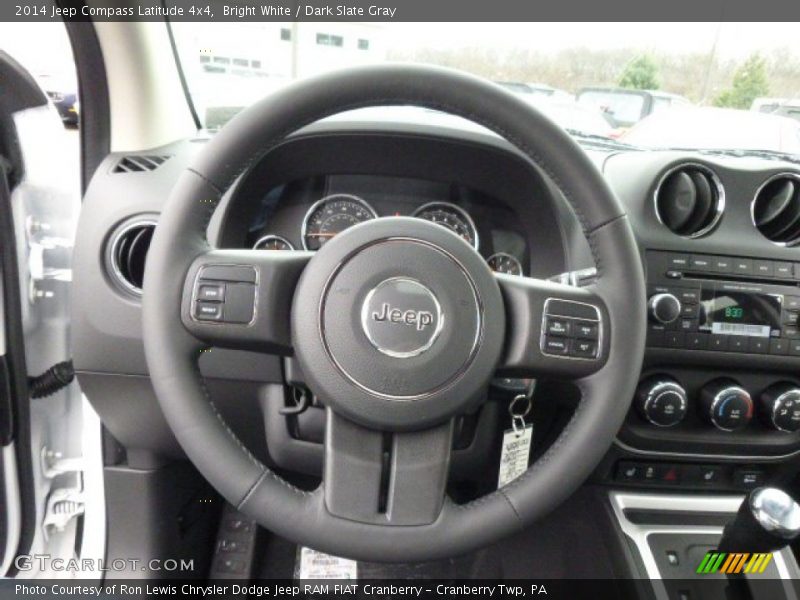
<box><xmin>5</xmin><ymin>0</ymin><xmax>800</xmax><ymax>22</ymax></box>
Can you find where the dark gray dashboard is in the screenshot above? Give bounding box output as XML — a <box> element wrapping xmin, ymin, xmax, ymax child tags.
<box><xmin>70</xmin><ymin>116</ymin><xmax>800</xmax><ymax>478</ymax></box>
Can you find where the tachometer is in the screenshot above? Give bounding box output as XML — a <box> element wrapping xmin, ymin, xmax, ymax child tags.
<box><xmin>412</xmin><ymin>202</ymin><xmax>478</xmax><ymax>249</ymax></box>
<box><xmin>253</xmin><ymin>234</ymin><xmax>294</xmax><ymax>251</ymax></box>
<box><xmin>487</xmin><ymin>252</ymin><xmax>523</xmax><ymax>276</ymax></box>
<box><xmin>302</xmin><ymin>194</ymin><xmax>378</xmax><ymax>251</ymax></box>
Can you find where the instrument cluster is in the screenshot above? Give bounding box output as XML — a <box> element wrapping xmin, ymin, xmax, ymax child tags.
<box><xmin>250</xmin><ymin>192</ymin><xmax>525</xmax><ymax>276</ymax></box>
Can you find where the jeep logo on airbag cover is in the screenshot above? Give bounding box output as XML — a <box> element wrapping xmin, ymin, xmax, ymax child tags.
<box><xmin>361</xmin><ymin>277</ymin><xmax>443</xmax><ymax>358</ymax></box>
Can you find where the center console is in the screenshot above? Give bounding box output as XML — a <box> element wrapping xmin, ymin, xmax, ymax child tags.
<box><xmin>612</xmin><ymin>250</ymin><xmax>800</xmax><ymax>490</ymax></box>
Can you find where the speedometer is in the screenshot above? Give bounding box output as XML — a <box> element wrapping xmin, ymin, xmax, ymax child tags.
<box><xmin>301</xmin><ymin>194</ymin><xmax>378</xmax><ymax>251</ymax></box>
<box><xmin>412</xmin><ymin>202</ymin><xmax>478</xmax><ymax>250</ymax></box>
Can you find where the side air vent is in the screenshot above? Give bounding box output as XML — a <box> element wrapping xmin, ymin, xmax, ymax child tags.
<box><xmin>108</xmin><ymin>220</ymin><xmax>156</xmax><ymax>295</ymax></box>
<box><xmin>654</xmin><ymin>164</ymin><xmax>724</xmax><ymax>238</ymax></box>
<box><xmin>113</xmin><ymin>155</ymin><xmax>170</xmax><ymax>174</ymax></box>
<box><xmin>752</xmin><ymin>174</ymin><xmax>800</xmax><ymax>246</ymax></box>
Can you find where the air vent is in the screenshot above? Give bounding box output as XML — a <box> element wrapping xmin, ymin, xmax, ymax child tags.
<box><xmin>112</xmin><ymin>155</ymin><xmax>170</xmax><ymax>173</ymax></box>
<box><xmin>654</xmin><ymin>164</ymin><xmax>724</xmax><ymax>238</ymax></box>
<box><xmin>109</xmin><ymin>220</ymin><xmax>156</xmax><ymax>294</ymax></box>
<box><xmin>752</xmin><ymin>174</ymin><xmax>800</xmax><ymax>246</ymax></box>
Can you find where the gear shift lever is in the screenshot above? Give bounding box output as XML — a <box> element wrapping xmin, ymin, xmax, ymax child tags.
<box><xmin>718</xmin><ymin>487</ymin><xmax>800</xmax><ymax>553</ymax></box>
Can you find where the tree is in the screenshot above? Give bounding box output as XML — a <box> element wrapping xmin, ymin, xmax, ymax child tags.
<box><xmin>618</xmin><ymin>55</ymin><xmax>660</xmax><ymax>90</ymax></box>
<box><xmin>713</xmin><ymin>53</ymin><xmax>770</xmax><ymax>109</ymax></box>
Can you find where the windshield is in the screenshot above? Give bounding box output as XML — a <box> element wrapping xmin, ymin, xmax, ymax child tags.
<box><xmin>172</xmin><ymin>22</ymin><xmax>800</xmax><ymax>156</ymax></box>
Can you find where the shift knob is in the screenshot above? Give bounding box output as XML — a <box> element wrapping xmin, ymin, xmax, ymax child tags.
<box><xmin>718</xmin><ymin>487</ymin><xmax>800</xmax><ymax>553</ymax></box>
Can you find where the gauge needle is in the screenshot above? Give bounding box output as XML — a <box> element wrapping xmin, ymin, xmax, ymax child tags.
<box><xmin>306</xmin><ymin>233</ymin><xmax>337</xmax><ymax>238</ymax></box>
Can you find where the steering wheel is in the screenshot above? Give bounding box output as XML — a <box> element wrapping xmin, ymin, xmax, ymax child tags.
<box><xmin>142</xmin><ymin>65</ymin><xmax>645</xmax><ymax>562</ymax></box>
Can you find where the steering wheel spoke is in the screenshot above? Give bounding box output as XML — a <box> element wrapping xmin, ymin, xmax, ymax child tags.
<box><xmin>323</xmin><ymin>409</ymin><xmax>453</xmax><ymax>526</ymax></box>
<box><xmin>180</xmin><ymin>248</ymin><xmax>312</xmax><ymax>352</ymax></box>
<box><xmin>496</xmin><ymin>274</ymin><xmax>609</xmax><ymax>380</ymax></box>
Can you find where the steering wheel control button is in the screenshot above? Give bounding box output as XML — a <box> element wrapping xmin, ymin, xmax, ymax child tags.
<box><xmin>570</xmin><ymin>339</ymin><xmax>597</xmax><ymax>358</ymax></box>
<box><xmin>636</xmin><ymin>377</ymin><xmax>688</xmax><ymax>427</ymax></box>
<box><xmin>760</xmin><ymin>383</ymin><xmax>800</xmax><ymax>432</ymax></box>
<box><xmin>543</xmin><ymin>337</ymin><xmax>570</xmax><ymax>355</ymax></box>
<box><xmin>195</xmin><ymin>302</ymin><xmax>222</xmax><ymax>321</ymax></box>
<box><xmin>546</xmin><ymin>318</ymin><xmax>570</xmax><ymax>336</ymax></box>
<box><xmin>360</xmin><ymin>277</ymin><xmax>443</xmax><ymax>358</ymax></box>
<box><xmin>700</xmin><ymin>379</ymin><xmax>753</xmax><ymax>432</ymax></box>
<box><xmin>573</xmin><ymin>320</ymin><xmax>599</xmax><ymax>340</ymax></box>
<box><xmin>541</xmin><ymin>298</ymin><xmax>601</xmax><ymax>360</ymax></box>
<box><xmin>200</xmin><ymin>265</ymin><xmax>257</xmax><ymax>283</ymax></box>
<box><xmin>192</xmin><ymin>266</ymin><xmax>256</xmax><ymax>325</ymax></box>
<box><xmin>197</xmin><ymin>283</ymin><xmax>225</xmax><ymax>302</ymax></box>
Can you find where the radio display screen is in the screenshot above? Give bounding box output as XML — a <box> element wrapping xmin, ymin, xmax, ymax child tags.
<box><xmin>699</xmin><ymin>290</ymin><xmax>782</xmax><ymax>338</ymax></box>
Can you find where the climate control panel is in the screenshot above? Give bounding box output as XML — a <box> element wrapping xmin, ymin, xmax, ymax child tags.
<box><xmin>633</xmin><ymin>375</ymin><xmax>799</xmax><ymax>433</ymax></box>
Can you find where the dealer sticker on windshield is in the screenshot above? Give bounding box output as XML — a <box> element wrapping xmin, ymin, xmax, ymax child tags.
<box><xmin>498</xmin><ymin>425</ymin><xmax>533</xmax><ymax>488</ymax></box>
<box><xmin>297</xmin><ymin>547</ymin><xmax>357</xmax><ymax>580</ymax></box>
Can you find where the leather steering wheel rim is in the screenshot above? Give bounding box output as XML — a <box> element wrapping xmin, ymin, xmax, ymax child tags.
<box><xmin>142</xmin><ymin>64</ymin><xmax>646</xmax><ymax>562</ymax></box>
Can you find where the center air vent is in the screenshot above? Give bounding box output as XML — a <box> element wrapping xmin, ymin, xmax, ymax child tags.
<box><xmin>654</xmin><ymin>164</ymin><xmax>724</xmax><ymax>238</ymax></box>
<box><xmin>752</xmin><ymin>174</ymin><xmax>800</xmax><ymax>246</ymax></box>
<box><xmin>109</xmin><ymin>220</ymin><xmax>156</xmax><ymax>295</ymax></box>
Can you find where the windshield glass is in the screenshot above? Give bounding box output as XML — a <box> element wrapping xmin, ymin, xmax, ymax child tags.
<box><xmin>172</xmin><ymin>22</ymin><xmax>800</xmax><ymax>155</ymax></box>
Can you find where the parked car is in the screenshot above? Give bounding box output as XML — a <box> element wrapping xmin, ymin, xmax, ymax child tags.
<box><xmin>526</xmin><ymin>97</ymin><xmax>614</xmax><ymax>137</ymax></box>
<box><xmin>496</xmin><ymin>81</ymin><xmax>573</xmax><ymax>100</ymax></box>
<box><xmin>621</xmin><ymin>106</ymin><xmax>800</xmax><ymax>154</ymax></box>
<box><xmin>752</xmin><ymin>97</ymin><xmax>800</xmax><ymax>123</ymax></box>
<box><xmin>576</xmin><ymin>87</ymin><xmax>690</xmax><ymax>128</ymax></box>
<box><xmin>36</xmin><ymin>73</ymin><xmax>79</xmax><ymax>126</ymax></box>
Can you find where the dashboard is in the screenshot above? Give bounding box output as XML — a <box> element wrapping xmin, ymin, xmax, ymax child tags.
<box><xmin>244</xmin><ymin>174</ymin><xmax>528</xmax><ymax>276</ymax></box>
<box><xmin>68</xmin><ymin>115</ymin><xmax>800</xmax><ymax>495</ymax></box>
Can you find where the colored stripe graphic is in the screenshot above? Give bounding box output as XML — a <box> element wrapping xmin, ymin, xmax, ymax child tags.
<box><xmin>697</xmin><ymin>552</ymin><xmax>773</xmax><ymax>574</ymax></box>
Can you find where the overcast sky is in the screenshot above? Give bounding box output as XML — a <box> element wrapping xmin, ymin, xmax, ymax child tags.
<box><xmin>2</xmin><ymin>21</ymin><xmax>800</xmax><ymax>81</ymax></box>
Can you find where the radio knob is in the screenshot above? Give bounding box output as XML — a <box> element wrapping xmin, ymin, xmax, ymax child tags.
<box><xmin>760</xmin><ymin>383</ymin><xmax>800</xmax><ymax>433</ymax></box>
<box><xmin>648</xmin><ymin>293</ymin><xmax>681</xmax><ymax>324</ymax></box>
<box><xmin>700</xmin><ymin>379</ymin><xmax>753</xmax><ymax>432</ymax></box>
<box><xmin>635</xmin><ymin>377</ymin><xmax>688</xmax><ymax>427</ymax></box>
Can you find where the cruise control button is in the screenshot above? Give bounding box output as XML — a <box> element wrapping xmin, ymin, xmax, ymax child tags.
<box><xmin>195</xmin><ymin>302</ymin><xmax>223</xmax><ymax>321</ymax></box>
<box><xmin>546</xmin><ymin>318</ymin><xmax>570</xmax><ymax>336</ymax></box>
<box><xmin>570</xmin><ymin>339</ymin><xmax>597</xmax><ymax>358</ymax></box>
<box><xmin>572</xmin><ymin>320</ymin><xmax>599</xmax><ymax>340</ymax></box>
<box><xmin>543</xmin><ymin>336</ymin><xmax>570</xmax><ymax>356</ymax></box>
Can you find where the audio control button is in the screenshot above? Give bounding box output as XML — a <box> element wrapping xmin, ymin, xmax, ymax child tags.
<box><xmin>770</xmin><ymin>338</ymin><xmax>789</xmax><ymax>355</ymax></box>
<box><xmin>649</xmin><ymin>293</ymin><xmax>681</xmax><ymax>324</ymax></box>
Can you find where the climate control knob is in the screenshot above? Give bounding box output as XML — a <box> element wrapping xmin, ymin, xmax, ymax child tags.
<box><xmin>760</xmin><ymin>383</ymin><xmax>800</xmax><ymax>433</ymax></box>
<box><xmin>699</xmin><ymin>379</ymin><xmax>753</xmax><ymax>432</ymax></box>
<box><xmin>635</xmin><ymin>377</ymin><xmax>688</xmax><ymax>427</ymax></box>
<box><xmin>648</xmin><ymin>293</ymin><xmax>681</xmax><ymax>324</ymax></box>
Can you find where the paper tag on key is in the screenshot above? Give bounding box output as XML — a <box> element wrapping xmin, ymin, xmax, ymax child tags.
<box><xmin>298</xmin><ymin>547</ymin><xmax>357</xmax><ymax>580</ymax></box>
<box><xmin>497</xmin><ymin>425</ymin><xmax>533</xmax><ymax>488</ymax></box>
